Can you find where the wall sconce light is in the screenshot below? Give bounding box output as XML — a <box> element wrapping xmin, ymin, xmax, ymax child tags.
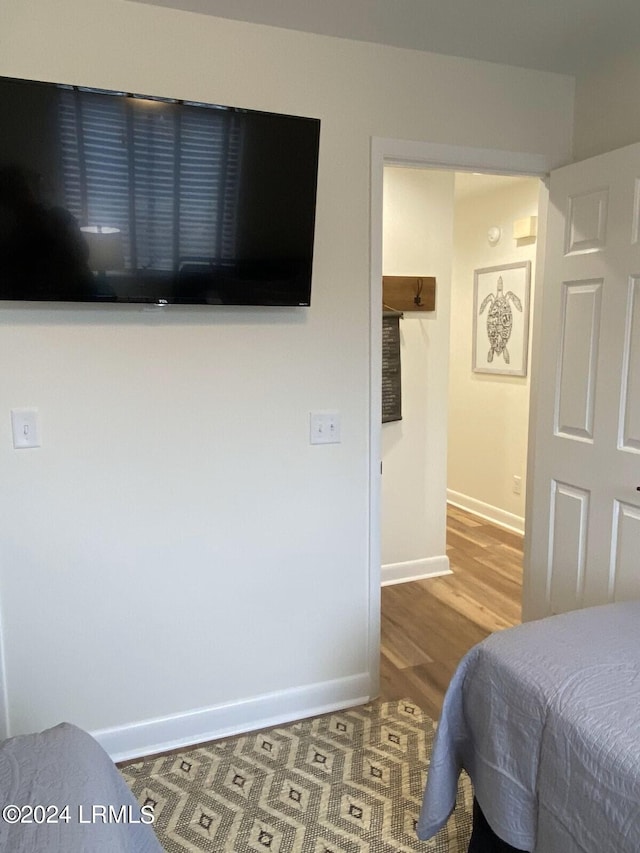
<box><xmin>513</xmin><ymin>216</ymin><xmax>538</xmax><ymax>240</ymax></box>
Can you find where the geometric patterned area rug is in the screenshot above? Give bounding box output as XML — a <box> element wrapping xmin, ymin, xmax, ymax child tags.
<box><xmin>121</xmin><ymin>699</ymin><xmax>473</xmax><ymax>852</ymax></box>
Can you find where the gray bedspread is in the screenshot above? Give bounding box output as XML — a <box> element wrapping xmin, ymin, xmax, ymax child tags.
<box><xmin>416</xmin><ymin>601</ymin><xmax>640</xmax><ymax>853</ymax></box>
<box><xmin>0</xmin><ymin>722</ymin><xmax>163</xmax><ymax>852</ymax></box>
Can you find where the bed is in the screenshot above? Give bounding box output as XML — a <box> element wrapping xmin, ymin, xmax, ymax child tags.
<box><xmin>0</xmin><ymin>721</ymin><xmax>163</xmax><ymax>853</ymax></box>
<box><xmin>416</xmin><ymin>600</ymin><xmax>640</xmax><ymax>853</ymax></box>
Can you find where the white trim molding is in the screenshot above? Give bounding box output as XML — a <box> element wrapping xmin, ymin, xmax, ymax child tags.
<box><xmin>92</xmin><ymin>673</ymin><xmax>371</xmax><ymax>763</ymax></box>
<box><xmin>376</xmin><ymin>138</ymin><xmax>550</xmax><ymax>178</ymax></box>
<box><xmin>381</xmin><ymin>555</ymin><xmax>451</xmax><ymax>586</ymax></box>
<box><xmin>447</xmin><ymin>490</ymin><xmax>525</xmax><ymax>535</ymax></box>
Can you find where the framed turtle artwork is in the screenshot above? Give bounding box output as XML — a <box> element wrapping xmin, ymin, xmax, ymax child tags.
<box><xmin>472</xmin><ymin>261</ymin><xmax>531</xmax><ymax>376</ymax></box>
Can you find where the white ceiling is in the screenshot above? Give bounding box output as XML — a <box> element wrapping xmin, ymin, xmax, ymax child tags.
<box><xmin>130</xmin><ymin>0</ymin><xmax>639</xmax><ymax>75</ymax></box>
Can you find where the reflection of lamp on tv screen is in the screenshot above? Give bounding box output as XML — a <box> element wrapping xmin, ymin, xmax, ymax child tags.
<box><xmin>80</xmin><ymin>225</ymin><xmax>124</xmax><ymax>299</ymax></box>
<box><xmin>81</xmin><ymin>226</ymin><xmax>124</xmax><ymax>271</ymax></box>
<box><xmin>0</xmin><ymin>74</ymin><xmax>321</xmax><ymax>307</ymax></box>
<box><xmin>81</xmin><ymin>226</ymin><xmax>124</xmax><ymax>273</ymax></box>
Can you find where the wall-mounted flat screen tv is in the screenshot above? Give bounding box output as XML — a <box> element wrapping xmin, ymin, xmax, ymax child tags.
<box><xmin>0</xmin><ymin>75</ymin><xmax>320</xmax><ymax>306</ymax></box>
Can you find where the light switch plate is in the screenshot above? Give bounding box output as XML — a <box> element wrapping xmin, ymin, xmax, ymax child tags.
<box><xmin>310</xmin><ymin>411</ymin><xmax>341</xmax><ymax>445</ymax></box>
<box><xmin>11</xmin><ymin>408</ymin><xmax>41</xmax><ymax>449</ymax></box>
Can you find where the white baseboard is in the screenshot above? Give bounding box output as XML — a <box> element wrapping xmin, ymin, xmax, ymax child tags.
<box><xmin>381</xmin><ymin>555</ymin><xmax>451</xmax><ymax>586</ymax></box>
<box><xmin>92</xmin><ymin>673</ymin><xmax>371</xmax><ymax>763</ymax></box>
<box><xmin>447</xmin><ymin>490</ymin><xmax>524</xmax><ymax>535</ymax></box>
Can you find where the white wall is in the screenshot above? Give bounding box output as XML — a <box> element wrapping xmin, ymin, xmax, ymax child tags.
<box><xmin>381</xmin><ymin>168</ymin><xmax>454</xmax><ymax>582</ymax></box>
<box><xmin>0</xmin><ymin>0</ymin><xmax>573</xmax><ymax>757</ymax></box>
<box><xmin>448</xmin><ymin>176</ymin><xmax>540</xmax><ymax>532</ymax></box>
<box><xmin>574</xmin><ymin>49</ymin><xmax>640</xmax><ymax>161</ymax></box>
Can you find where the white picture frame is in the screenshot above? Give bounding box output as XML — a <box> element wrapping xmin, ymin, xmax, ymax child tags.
<box><xmin>472</xmin><ymin>261</ymin><xmax>531</xmax><ymax>376</ymax></box>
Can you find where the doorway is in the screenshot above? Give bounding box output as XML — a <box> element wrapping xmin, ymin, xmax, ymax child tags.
<box><xmin>367</xmin><ymin>138</ymin><xmax>549</xmax><ymax>698</ymax></box>
<box><xmin>377</xmin><ymin>167</ymin><xmax>539</xmax><ymax>712</ymax></box>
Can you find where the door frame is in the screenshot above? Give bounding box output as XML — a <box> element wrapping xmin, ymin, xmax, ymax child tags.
<box><xmin>367</xmin><ymin>137</ymin><xmax>551</xmax><ymax>696</ymax></box>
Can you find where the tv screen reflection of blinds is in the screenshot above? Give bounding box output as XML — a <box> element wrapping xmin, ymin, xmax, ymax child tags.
<box><xmin>0</xmin><ymin>75</ymin><xmax>320</xmax><ymax>306</ymax></box>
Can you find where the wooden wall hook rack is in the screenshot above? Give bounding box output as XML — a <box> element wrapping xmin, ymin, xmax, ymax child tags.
<box><xmin>382</xmin><ymin>276</ymin><xmax>436</xmax><ymax>312</ymax></box>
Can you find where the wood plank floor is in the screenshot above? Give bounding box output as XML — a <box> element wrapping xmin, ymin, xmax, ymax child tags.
<box><xmin>380</xmin><ymin>504</ymin><xmax>523</xmax><ymax>720</ymax></box>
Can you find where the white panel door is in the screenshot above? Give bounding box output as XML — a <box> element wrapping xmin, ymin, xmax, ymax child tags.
<box><xmin>524</xmin><ymin>143</ymin><xmax>640</xmax><ymax>620</ymax></box>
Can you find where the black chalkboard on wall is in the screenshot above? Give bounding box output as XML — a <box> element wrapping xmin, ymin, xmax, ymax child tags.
<box><xmin>382</xmin><ymin>313</ymin><xmax>402</xmax><ymax>423</ymax></box>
